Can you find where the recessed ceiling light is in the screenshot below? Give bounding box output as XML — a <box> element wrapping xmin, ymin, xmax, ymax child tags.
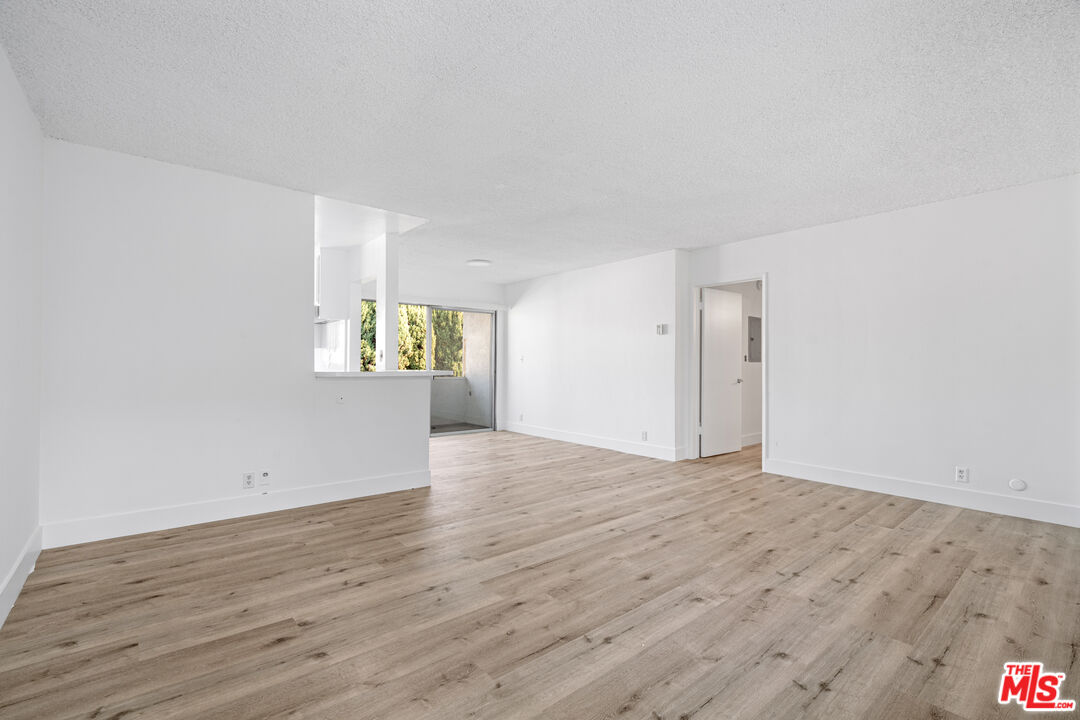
<box><xmin>465</xmin><ymin>259</ymin><xmax>492</xmax><ymax>267</ymax></box>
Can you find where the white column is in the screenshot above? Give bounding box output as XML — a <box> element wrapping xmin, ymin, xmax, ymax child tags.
<box><xmin>374</xmin><ymin>231</ymin><xmax>400</xmax><ymax>371</ymax></box>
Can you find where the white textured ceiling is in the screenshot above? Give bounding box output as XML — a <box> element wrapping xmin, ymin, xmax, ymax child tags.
<box><xmin>2</xmin><ymin>1</ymin><xmax>1078</xmax><ymax>283</ymax></box>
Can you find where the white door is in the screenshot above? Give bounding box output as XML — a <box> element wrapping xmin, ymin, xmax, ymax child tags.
<box><xmin>700</xmin><ymin>288</ymin><xmax>743</xmax><ymax>456</ymax></box>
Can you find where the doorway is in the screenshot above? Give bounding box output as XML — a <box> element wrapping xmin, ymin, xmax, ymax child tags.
<box><xmin>430</xmin><ymin>308</ymin><xmax>496</xmax><ymax>435</ymax></box>
<box><xmin>696</xmin><ymin>279</ymin><xmax>764</xmax><ymax>458</ymax></box>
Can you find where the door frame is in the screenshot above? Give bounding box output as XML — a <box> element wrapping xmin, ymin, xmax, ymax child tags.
<box><xmin>688</xmin><ymin>274</ymin><xmax>769</xmax><ymax>462</ymax></box>
<box><xmin>428</xmin><ymin>304</ymin><xmax>498</xmax><ymax>434</ymax></box>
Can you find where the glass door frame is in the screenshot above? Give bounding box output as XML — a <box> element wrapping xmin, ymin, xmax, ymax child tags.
<box><xmin>428</xmin><ymin>304</ymin><xmax>497</xmax><ymax>433</ymax></box>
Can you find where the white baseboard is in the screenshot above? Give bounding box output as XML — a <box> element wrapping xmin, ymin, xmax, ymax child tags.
<box><xmin>741</xmin><ymin>432</ymin><xmax>762</xmax><ymax>446</ymax></box>
<box><xmin>764</xmin><ymin>458</ymin><xmax>1079</xmax><ymax>529</ymax></box>
<box><xmin>42</xmin><ymin>469</ymin><xmax>431</xmax><ymax>548</ymax></box>
<box><xmin>1</xmin><ymin>526</ymin><xmax>42</xmax><ymax>629</ymax></box>
<box><xmin>505</xmin><ymin>423</ymin><xmax>680</xmax><ymax>461</ymax></box>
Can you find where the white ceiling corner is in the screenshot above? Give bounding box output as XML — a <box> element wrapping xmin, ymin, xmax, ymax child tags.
<box><xmin>315</xmin><ymin>196</ymin><xmax>427</xmax><ymax>248</ymax></box>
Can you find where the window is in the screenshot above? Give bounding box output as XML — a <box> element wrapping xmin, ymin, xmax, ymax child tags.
<box><xmin>352</xmin><ymin>301</ymin><xmax>463</xmax><ymax>376</ymax></box>
<box><xmin>432</xmin><ymin>308</ymin><xmax>463</xmax><ymax>376</ymax></box>
<box><xmin>398</xmin><ymin>304</ymin><xmax>427</xmax><ymax>370</ymax></box>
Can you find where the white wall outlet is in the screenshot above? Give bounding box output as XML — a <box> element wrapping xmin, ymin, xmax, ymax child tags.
<box><xmin>242</xmin><ymin>472</ymin><xmax>256</xmax><ymax>489</ymax></box>
<box><xmin>954</xmin><ymin>466</ymin><xmax>970</xmax><ymax>483</ymax></box>
<box><xmin>519</xmin><ymin>413</ymin><xmax>524</xmax><ymax>422</ymax></box>
<box><xmin>259</xmin><ymin>471</ymin><xmax>271</xmax><ymax>487</ymax></box>
<box><xmin>641</xmin><ymin>430</ymin><xmax>648</xmax><ymax>441</ymax></box>
<box><xmin>335</xmin><ymin>395</ymin><xmax>345</xmax><ymax>405</ymax></box>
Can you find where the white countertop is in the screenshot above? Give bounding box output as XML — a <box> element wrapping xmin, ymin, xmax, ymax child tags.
<box><xmin>315</xmin><ymin>370</ymin><xmax>455</xmax><ymax>379</ymax></box>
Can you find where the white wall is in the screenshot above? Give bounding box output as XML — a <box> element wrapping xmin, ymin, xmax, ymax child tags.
<box><xmin>0</xmin><ymin>43</ymin><xmax>43</xmax><ymax>624</ymax></box>
<box><xmin>39</xmin><ymin>141</ymin><xmax>432</xmax><ymax>547</ymax></box>
<box><xmin>505</xmin><ymin>250</ymin><xmax>683</xmax><ymax>460</ymax></box>
<box><xmin>398</xmin><ymin>266</ymin><xmax>507</xmax><ymax>310</ymax></box>
<box><xmin>462</xmin><ymin>311</ymin><xmax>494</xmax><ymax>427</ymax></box>
<box><xmin>690</xmin><ymin>175</ymin><xmax>1080</xmax><ymax>527</ymax></box>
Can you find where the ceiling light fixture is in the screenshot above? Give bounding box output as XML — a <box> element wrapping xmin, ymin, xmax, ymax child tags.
<box><xmin>465</xmin><ymin>259</ymin><xmax>492</xmax><ymax>267</ymax></box>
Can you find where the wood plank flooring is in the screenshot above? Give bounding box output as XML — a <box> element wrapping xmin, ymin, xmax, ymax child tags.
<box><xmin>1</xmin><ymin>432</ymin><xmax>1077</xmax><ymax>719</ymax></box>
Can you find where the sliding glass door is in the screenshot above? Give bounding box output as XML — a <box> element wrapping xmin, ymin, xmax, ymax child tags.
<box><xmin>430</xmin><ymin>308</ymin><xmax>495</xmax><ymax>435</ymax></box>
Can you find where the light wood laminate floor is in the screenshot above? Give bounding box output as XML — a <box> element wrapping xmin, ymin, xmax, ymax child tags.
<box><xmin>1</xmin><ymin>432</ymin><xmax>1077</xmax><ymax>719</ymax></box>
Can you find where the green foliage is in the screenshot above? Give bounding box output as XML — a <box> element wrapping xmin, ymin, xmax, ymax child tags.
<box><xmin>358</xmin><ymin>300</ymin><xmax>377</xmax><ymax>372</ymax></box>
<box><xmin>356</xmin><ymin>301</ymin><xmax>448</xmax><ymax>373</ymax></box>
<box><xmin>432</xmin><ymin>309</ymin><xmax>463</xmax><ymax>377</ymax></box>
<box><xmin>398</xmin><ymin>304</ymin><xmax>427</xmax><ymax>370</ymax></box>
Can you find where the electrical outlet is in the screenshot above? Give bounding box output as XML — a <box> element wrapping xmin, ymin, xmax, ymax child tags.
<box><xmin>641</xmin><ymin>430</ymin><xmax>648</xmax><ymax>441</ymax></box>
<box><xmin>335</xmin><ymin>395</ymin><xmax>345</xmax><ymax>405</ymax></box>
<box><xmin>259</xmin><ymin>470</ymin><xmax>271</xmax><ymax>487</ymax></box>
<box><xmin>954</xmin><ymin>466</ymin><xmax>970</xmax><ymax>483</ymax></box>
<box><xmin>519</xmin><ymin>413</ymin><xmax>523</xmax><ymax>422</ymax></box>
<box><xmin>242</xmin><ymin>472</ymin><xmax>256</xmax><ymax>489</ymax></box>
